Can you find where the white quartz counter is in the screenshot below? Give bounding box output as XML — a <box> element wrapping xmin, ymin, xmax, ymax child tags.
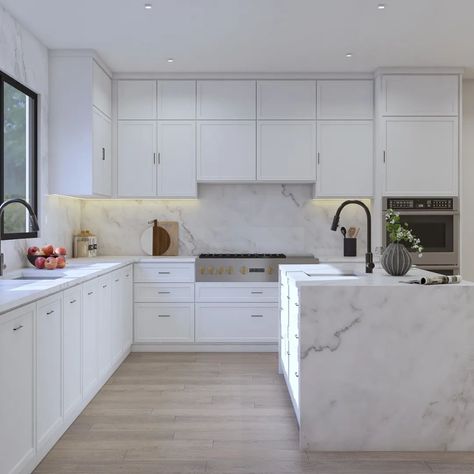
<box><xmin>0</xmin><ymin>255</ymin><xmax>196</xmax><ymax>315</ymax></box>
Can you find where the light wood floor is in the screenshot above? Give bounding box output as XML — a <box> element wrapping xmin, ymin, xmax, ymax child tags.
<box><xmin>35</xmin><ymin>353</ymin><xmax>474</xmax><ymax>473</ymax></box>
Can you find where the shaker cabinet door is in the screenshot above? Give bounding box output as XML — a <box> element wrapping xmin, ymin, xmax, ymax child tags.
<box><xmin>92</xmin><ymin>109</ymin><xmax>112</xmax><ymax>196</ymax></box>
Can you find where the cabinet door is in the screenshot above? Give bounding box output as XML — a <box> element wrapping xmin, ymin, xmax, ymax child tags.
<box><xmin>257</xmin><ymin>80</ymin><xmax>316</xmax><ymax>119</ymax></box>
<box><xmin>197</xmin><ymin>80</ymin><xmax>256</xmax><ymax>119</ymax></box>
<box><xmin>384</xmin><ymin>117</ymin><xmax>459</xmax><ymax>196</ymax></box>
<box><xmin>98</xmin><ymin>275</ymin><xmax>112</xmax><ymax>376</ymax></box>
<box><xmin>117</xmin><ymin>121</ymin><xmax>157</xmax><ymax>197</ymax></box>
<box><xmin>63</xmin><ymin>286</ymin><xmax>82</xmax><ymax>419</ymax></box>
<box><xmin>134</xmin><ymin>303</ymin><xmax>195</xmax><ymax>343</ymax></box>
<box><xmin>382</xmin><ymin>75</ymin><xmax>459</xmax><ymax>116</ymax></box>
<box><xmin>316</xmin><ymin>121</ymin><xmax>373</xmax><ymax>197</ymax></box>
<box><xmin>82</xmin><ymin>279</ymin><xmax>99</xmax><ymax>398</ymax></box>
<box><xmin>317</xmin><ymin>80</ymin><xmax>373</xmax><ymax>120</ymax></box>
<box><xmin>157</xmin><ymin>121</ymin><xmax>197</xmax><ymax>197</ymax></box>
<box><xmin>110</xmin><ymin>271</ymin><xmax>123</xmax><ymax>363</ymax></box>
<box><xmin>92</xmin><ymin>109</ymin><xmax>112</xmax><ymax>196</ymax></box>
<box><xmin>158</xmin><ymin>80</ymin><xmax>196</xmax><ymax>119</ymax></box>
<box><xmin>197</xmin><ymin>121</ymin><xmax>256</xmax><ymax>181</ymax></box>
<box><xmin>121</xmin><ymin>266</ymin><xmax>134</xmax><ymax>351</ymax></box>
<box><xmin>118</xmin><ymin>80</ymin><xmax>157</xmax><ymax>119</ymax></box>
<box><xmin>36</xmin><ymin>295</ymin><xmax>62</xmax><ymax>449</ymax></box>
<box><xmin>257</xmin><ymin>121</ymin><xmax>316</xmax><ymax>181</ymax></box>
<box><xmin>92</xmin><ymin>61</ymin><xmax>112</xmax><ymax>118</ymax></box>
<box><xmin>0</xmin><ymin>306</ymin><xmax>34</xmax><ymax>474</ymax></box>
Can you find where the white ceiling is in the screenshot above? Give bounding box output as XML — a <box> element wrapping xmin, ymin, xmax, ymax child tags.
<box><xmin>2</xmin><ymin>0</ymin><xmax>474</xmax><ymax>74</ymax></box>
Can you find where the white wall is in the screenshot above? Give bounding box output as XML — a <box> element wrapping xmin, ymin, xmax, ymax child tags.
<box><xmin>0</xmin><ymin>4</ymin><xmax>81</xmax><ymax>273</ymax></box>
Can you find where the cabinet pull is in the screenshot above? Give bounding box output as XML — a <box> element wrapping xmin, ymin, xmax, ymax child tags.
<box><xmin>317</xmin><ymin>152</ymin><xmax>320</xmax><ymax>164</ymax></box>
<box><xmin>158</xmin><ymin>152</ymin><xmax>161</xmax><ymax>164</ymax></box>
<box><xmin>251</xmin><ymin>291</ymin><xmax>263</xmax><ymax>294</ymax></box>
<box><xmin>158</xmin><ymin>314</ymin><xmax>171</xmax><ymax>318</ymax></box>
<box><xmin>295</xmin><ymin>372</ymin><xmax>299</xmax><ymax>378</ymax></box>
<box><xmin>294</xmin><ymin>302</ymin><xmax>299</xmax><ymax>307</ymax></box>
<box><xmin>13</xmin><ymin>324</ymin><xmax>24</xmax><ymax>331</ymax></box>
<box><xmin>153</xmin><ymin>152</ymin><xmax>156</xmax><ymax>164</ymax></box>
<box><xmin>102</xmin><ymin>284</ymin><xmax>108</xmax><ymax>288</ymax></box>
<box><xmin>88</xmin><ymin>291</ymin><xmax>94</xmax><ymax>296</ymax></box>
<box><xmin>383</xmin><ymin>150</ymin><xmax>386</xmax><ymax>163</ymax></box>
<box><xmin>251</xmin><ymin>314</ymin><xmax>263</xmax><ymax>318</ymax></box>
<box><xmin>115</xmin><ymin>279</ymin><xmax>120</xmax><ymax>282</ymax></box>
<box><xmin>46</xmin><ymin>310</ymin><xmax>55</xmax><ymax>316</ymax></box>
<box><xmin>69</xmin><ymin>299</ymin><xmax>77</xmax><ymax>304</ymax></box>
<box><xmin>158</xmin><ymin>271</ymin><xmax>170</xmax><ymax>274</ymax></box>
<box><xmin>158</xmin><ymin>291</ymin><xmax>171</xmax><ymax>294</ymax></box>
<box><xmin>295</xmin><ymin>334</ymin><xmax>299</xmax><ymax>339</ymax></box>
<box><xmin>102</xmin><ymin>147</ymin><xmax>106</xmax><ymax>161</ymax></box>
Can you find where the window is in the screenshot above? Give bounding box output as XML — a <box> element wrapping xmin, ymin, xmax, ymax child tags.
<box><xmin>1</xmin><ymin>71</ymin><xmax>38</xmax><ymax>240</ymax></box>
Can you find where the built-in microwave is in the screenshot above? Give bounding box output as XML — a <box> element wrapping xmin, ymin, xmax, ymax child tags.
<box><xmin>382</xmin><ymin>197</ymin><xmax>459</xmax><ymax>273</ymax></box>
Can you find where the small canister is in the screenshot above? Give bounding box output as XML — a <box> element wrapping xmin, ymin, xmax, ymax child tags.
<box><xmin>73</xmin><ymin>230</ymin><xmax>98</xmax><ymax>258</ymax></box>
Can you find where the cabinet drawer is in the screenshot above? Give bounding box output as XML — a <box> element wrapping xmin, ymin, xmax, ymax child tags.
<box><xmin>195</xmin><ymin>303</ymin><xmax>278</xmax><ymax>343</ymax></box>
<box><xmin>134</xmin><ymin>263</ymin><xmax>195</xmax><ymax>282</ymax></box>
<box><xmin>195</xmin><ymin>283</ymin><xmax>278</xmax><ymax>302</ymax></box>
<box><xmin>135</xmin><ymin>283</ymin><xmax>195</xmax><ymax>302</ymax></box>
<box><xmin>134</xmin><ymin>303</ymin><xmax>194</xmax><ymax>343</ymax></box>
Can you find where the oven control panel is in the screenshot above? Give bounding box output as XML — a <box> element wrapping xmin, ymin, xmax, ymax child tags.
<box><xmin>386</xmin><ymin>198</ymin><xmax>454</xmax><ymax>210</ymax></box>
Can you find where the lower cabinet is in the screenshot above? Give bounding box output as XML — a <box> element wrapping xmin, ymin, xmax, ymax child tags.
<box><xmin>36</xmin><ymin>294</ymin><xmax>63</xmax><ymax>450</ymax></box>
<box><xmin>121</xmin><ymin>266</ymin><xmax>134</xmax><ymax>351</ymax></box>
<box><xmin>134</xmin><ymin>302</ymin><xmax>195</xmax><ymax>343</ymax></box>
<box><xmin>98</xmin><ymin>274</ymin><xmax>113</xmax><ymax>376</ymax></box>
<box><xmin>0</xmin><ymin>305</ymin><xmax>35</xmax><ymax>474</ymax></box>
<box><xmin>111</xmin><ymin>269</ymin><xmax>124</xmax><ymax>361</ymax></box>
<box><xmin>195</xmin><ymin>303</ymin><xmax>279</xmax><ymax>343</ymax></box>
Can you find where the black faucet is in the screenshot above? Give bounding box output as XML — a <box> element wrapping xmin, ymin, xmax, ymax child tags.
<box><xmin>0</xmin><ymin>198</ymin><xmax>40</xmax><ymax>276</ymax></box>
<box><xmin>330</xmin><ymin>200</ymin><xmax>375</xmax><ymax>274</ymax></box>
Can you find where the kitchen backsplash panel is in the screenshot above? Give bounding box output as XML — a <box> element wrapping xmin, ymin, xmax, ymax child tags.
<box><xmin>80</xmin><ymin>185</ymin><xmax>370</xmax><ymax>258</ymax></box>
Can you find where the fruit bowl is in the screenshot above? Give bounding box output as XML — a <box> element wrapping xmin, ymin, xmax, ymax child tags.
<box><xmin>26</xmin><ymin>254</ymin><xmax>67</xmax><ymax>266</ymax></box>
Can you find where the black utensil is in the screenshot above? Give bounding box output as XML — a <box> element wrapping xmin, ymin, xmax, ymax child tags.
<box><xmin>340</xmin><ymin>227</ymin><xmax>347</xmax><ymax>238</ymax></box>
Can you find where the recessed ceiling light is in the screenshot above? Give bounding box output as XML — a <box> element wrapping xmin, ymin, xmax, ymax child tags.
<box><xmin>377</xmin><ymin>4</ymin><xmax>385</xmax><ymax>9</ymax></box>
<box><xmin>144</xmin><ymin>3</ymin><xmax>152</xmax><ymax>9</ymax></box>
<box><xmin>167</xmin><ymin>58</ymin><xmax>174</xmax><ymax>63</ymax></box>
<box><xmin>345</xmin><ymin>53</ymin><xmax>353</xmax><ymax>58</ymax></box>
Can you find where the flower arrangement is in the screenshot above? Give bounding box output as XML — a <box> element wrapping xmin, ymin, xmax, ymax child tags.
<box><xmin>385</xmin><ymin>209</ymin><xmax>423</xmax><ymax>255</ymax></box>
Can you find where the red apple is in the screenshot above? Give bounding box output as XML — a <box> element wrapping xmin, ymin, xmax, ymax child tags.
<box><xmin>54</xmin><ymin>247</ymin><xmax>67</xmax><ymax>256</ymax></box>
<box><xmin>34</xmin><ymin>257</ymin><xmax>46</xmax><ymax>269</ymax></box>
<box><xmin>44</xmin><ymin>257</ymin><xmax>58</xmax><ymax>270</ymax></box>
<box><xmin>27</xmin><ymin>246</ymin><xmax>40</xmax><ymax>255</ymax></box>
<box><xmin>42</xmin><ymin>244</ymin><xmax>54</xmax><ymax>257</ymax></box>
<box><xmin>56</xmin><ymin>256</ymin><xmax>66</xmax><ymax>269</ymax></box>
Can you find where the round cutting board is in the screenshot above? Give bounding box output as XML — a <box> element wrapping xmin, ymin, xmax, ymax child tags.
<box><xmin>140</xmin><ymin>221</ymin><xmax>178</xmax><ymax>256</ymax></box>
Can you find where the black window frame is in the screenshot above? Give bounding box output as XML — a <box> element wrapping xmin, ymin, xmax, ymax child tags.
<box><xmin>0</xmin><ymin>70</ymin><xmax>39</xmax><ymax>241</ymax></box>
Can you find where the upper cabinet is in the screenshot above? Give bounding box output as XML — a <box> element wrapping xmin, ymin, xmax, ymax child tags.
<box><xmin>381</xmin><ymin>75</ymin><xmax>459</xmax><ymax>116</ymax></box>
<box><xmin>118</xmin><ymin>80</ymin><xmax>157</xmax><ymax>120</ymax></box>
<box><xmin>49</xmin><ymin>53</ymin><xmax>113</xmax><ymax>196</ymax></box>
<box><xmin>257</xmin><ymin>81</ymin><xmax>316</xmax><ymax>119</ymax></box>
<box><xmin>197</xmin><ymin>80</ymin><xmax>256</xmax><ymax>119</ymax></box>
<box><xmin>317</xmin><ymin>80</ymin><xmax>373</xmax><ymax>120</ymax></box>
<box><xmin>158</xmin><ymin>80</ymin><xmax>196</xmax><ymax>119</ymax></box>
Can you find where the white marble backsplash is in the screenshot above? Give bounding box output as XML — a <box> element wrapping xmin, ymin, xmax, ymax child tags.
<box><xmin>81</xmin><ymin>184</ymin><xmax>370</xmax><ymax>258</ymax></box>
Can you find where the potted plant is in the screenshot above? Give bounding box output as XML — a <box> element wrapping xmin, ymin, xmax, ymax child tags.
<box><xmin>381</xmin><ymin>209</ymin><xmax>423</xmax><ymax>276</ymax></box>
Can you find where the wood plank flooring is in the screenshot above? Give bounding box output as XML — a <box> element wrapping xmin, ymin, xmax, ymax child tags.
<box><xmin>34</xmin><ymin>353</ymin><xmax>474</xmax><ymax>473</ymax></box>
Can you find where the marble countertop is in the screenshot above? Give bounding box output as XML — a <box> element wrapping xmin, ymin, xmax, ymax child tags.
<box><xmin>0</xmin><ymin>255</ymin><xmax>196</xmax><ymax>315</ymax></box>
<box><xmin>280</xmin><ymin>262</ymin><xmax>473</xmax><ymax>287</ymax></box>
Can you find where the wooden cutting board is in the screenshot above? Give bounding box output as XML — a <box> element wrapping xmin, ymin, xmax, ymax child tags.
<box><xmin>140</xmin><ymin>221</ymin><xmax>179</xmax><ymax>256</ymax></box>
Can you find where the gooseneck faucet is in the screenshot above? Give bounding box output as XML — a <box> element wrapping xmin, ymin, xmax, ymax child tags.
<box><xmin>330</xmin><ymin>200</ymin><xmax>375</xmax><ymax>274</ymax></box>
<box><xmin>0</xmin><ymin>198</ymin><xmax>40</xmax><ymax>276</ymax></box>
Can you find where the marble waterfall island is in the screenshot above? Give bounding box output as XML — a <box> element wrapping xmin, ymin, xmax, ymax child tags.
<box><xmin>279</xmin><ymin>263</ymin><xmax>474</xmax><ymax>451</ymax></box>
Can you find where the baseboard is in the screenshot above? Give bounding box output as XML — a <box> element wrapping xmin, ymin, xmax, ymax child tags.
<box><xmin>131</xmin><ymin>343</ymin><xmax>279</xmax><ymax>352</ymax></box>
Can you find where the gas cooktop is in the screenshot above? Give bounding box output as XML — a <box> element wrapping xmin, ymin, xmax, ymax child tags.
<box><xmin>199</xmin><ymin>253</ymin><xmax>287</xmax><ymax>258</ymax></box>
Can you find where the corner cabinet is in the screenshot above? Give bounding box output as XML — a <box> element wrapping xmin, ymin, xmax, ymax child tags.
<box><xmin>49</xmin><ymin>53</ymin><xmax>112</xmax><ymax>196</ymax></box>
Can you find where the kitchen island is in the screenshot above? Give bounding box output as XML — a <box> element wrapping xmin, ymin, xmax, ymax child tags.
<box><xmin>279</xmin><ymin>263</ymin><xmax>474</xmax><ymax>451</ymax></box>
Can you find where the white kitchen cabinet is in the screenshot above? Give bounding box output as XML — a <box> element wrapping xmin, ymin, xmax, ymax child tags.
<box><xmin>381</xmin><ymin>75</ymin><xmax>459</xmax><ymax>116</ymax></box>
<box><xmin>82</xmin><ymin>279</ymin><xmax>99</xmax><ymax>398</ymax></box>
<box><xmin>257</xmin><ymin>80</ymin><xmax>316</xmax><ymax>119</ymax></box>
<box><xmin>98</xmin><ymin>275</ymin><xmax>112</xmax><ymax>376</ymax></box>
<box><xmin>120</xmin><ymin>266</ymin><xmax>134</xmax><ymax>352</ymax></box>
<box><xmin>157</xmin><ymin>121</ymin><xmax>197</xmax><ymax>197</ymax></box>
<box><xmin>134</xmin><ymin>263</ymin><xmax>195</xmax><ymax>283</ymax></box>
<box><xmin>0</xmin><ymin>305</ymin><xmax>35</xmax><ymax>474</ymax></box>
<box><xmin>257</xmin><ymin>121</ymin><xmax>316</xmax><ymax>182</ymax></box>
<box><xmin>110</xmin><ymin>270</ymin><xmax>124</xmax><ymax>362</ymax></box>
<box><xmin>135</xmin><ymin>282</ymin><xmax>195</xmax><ymax>303</ymax></box>
<box><xmin>158</xmin><ymin>80</ymin><xmax>196</xmax><ymax>119</ymax></box>
<box><xmin>287</xmin><ymin>281</ymin><xmax>300</xmax><ymax>422</ymax></box>
<box><xmin>36</xmin><ymin>295</ymin><xmax>63</xmax><ymax>450</ymax></box>
<box><xmin>117</xmin><ymin>121</ymin><xmax>157</xmax><ymax>197</ymax></box>
<box><xmin>279</xmin><ymin>276</ymin><xmax>289</xmax><ymax>378</ymax></box>
<box><xmin>197</xmin><ymin>121</ymin><xmax>256</xmax><ymax>181</ymax></box>
<box><xmin>316</xmin><ymin>121</ymin><xmax>374</xmax><ymax>197</ymax></box>
<box><xmin>197</xmin><ymin>80</ymin><xmax>256</xmax><ymax>119</ymax></box>
<box><xmin>195</xmin><ymin>283</ymin><xmax>279</xmax><ymax>303</ymax></box>
<box><xmin>93</xmin><ymin>109</ymin><xmax>112</xmax><ymax>196</ymax></box>
<box><xmin>49</xmin><ymin>53</ymin><xmax>112</xmax><ymax>196</ymax></box>
<box><xmin>62</xmin><ymin>286</ymin><xmax>82</xmax><ymax>419</ymax></box>
<box><xmin>134</xmin><ymin>302</ymin><xmax>195</xmax><ymax>343</ymax></box>
<box><xmin>317</xmin><ymin>80</ymin><xmax>373</xmax><ymax>119</ymax></box>
<box><xmin>195</xmin><ymin>303</ymin><xmax>279</xmax><ymax>343</ymax></box>
<box><xmin>383</xmin><ymin>117</ymin><xmax>459</xmax><ymax>196</ymax></box>
<box><xmin>118</xmin><ymin>80</ymin><xmax>157</xmax><ymax>119</ymax></box>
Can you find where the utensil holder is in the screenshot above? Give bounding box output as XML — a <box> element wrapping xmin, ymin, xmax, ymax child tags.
<box><xmin>344</xmin><ymin>238</ymin><xmax>357</xmax><ymax>257</ymax></box>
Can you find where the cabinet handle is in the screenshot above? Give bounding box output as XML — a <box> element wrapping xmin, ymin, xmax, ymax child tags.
<box><xmin>88</xmin><ymin>291</ymin><xmax>94</xmax><ymax>296</ymax></box>
<box><xmin>317</xmin><ymin>152</ymin><xmax>320</xmax><ymax>164</ymax></box>
<box><xmin>295</xmin><ymin>334</ymin><xmax>299</xmax><ymax>339</ymax></box>
<box><xmin>69</xmin><ymin>299</ymin><xmax>77</xmax><ymax>304</ymax></box>
<box><xmin>158</xmin><ymin>271</ymin><xmax>170</xmax><ymax>275</ymax></box>
<box><xmin>383</xmin><ymin>150</ymin><xmax>386</xmax><ymax>163</ymax></box>
<box><xmin>251</xmin><ymin>291</ymin><xmax>263</xmax><ymax>294</ymax></box>
<box><xmin>158</xmin><ymin>314</ymin><xmax>171</xmax><ymax>318</ymax></box>
<box><xmin>115</xmin><ymin>279</ymin><xmax>120</xmax><ymax>282</ymax></box>
<box><xmin>46</xmin><ymin>310</ymin><xmax>55</xmax><ymax>316</ymax></box>
<box><xmin>251</xmin><ymin>314</ymin><xmax>263</xmax><ymax>318</ymax></box>
<box><xmin>13</xmin><ymin>324</ymin><xmax>24</xmax><ymax>331</ymax></box>
<box><xmin>295</xmin><ymin>372</ymin><xmax>299</xmax><ymax>378</ymax></box>
<box><xmin>153</xmin><ymin>152</ymin><xmax>156</xmax><ymax>164</ymax></box>
<box><xmin>102</xmin><ymin>284</ymin><xmax>108</xmax><ymax>288</ymax></box>
<box><xmin>158</xmin><ymin>291</ymin><xmax>171</xmax><ymax>294</ymax></box>
<box><xmin>102</xmin><ymin>147</ymin><xmax>106</xmax><ymax>161</ymax></box>
<box><xmin>294</xmin><ymin>302</ymin><xmax>299</xmax><ymax>307</ymax></box>
<box><xmin>158</xmin><ymin>152</ymin><xmax>161</xmax><ymax>165</ymax></box>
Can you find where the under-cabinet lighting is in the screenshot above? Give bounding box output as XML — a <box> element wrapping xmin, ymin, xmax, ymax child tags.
<box><xmin>345</xmin><ymin>53</ymin><xmax>353</xmax><ymax>58</ymax></box>
<box><xmin>167</xmin><ymin>58</ymin><xmax>174</xmax><ymax>63</ymax></box>
<box><xmin>377</xmin><ymin>4</ymin><xmax>386</xmax><ymax>9</ymax></box>
<box><xmin>144</xmin><ymin>4</ymin><xmax>152</xmax><ymax>9</ymax></box>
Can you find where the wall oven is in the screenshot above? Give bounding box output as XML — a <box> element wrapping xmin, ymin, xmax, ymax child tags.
<box><xmin>382</xmin><ymin>197</ymin><xmax>459</xmax><ymax>275</ymax></box>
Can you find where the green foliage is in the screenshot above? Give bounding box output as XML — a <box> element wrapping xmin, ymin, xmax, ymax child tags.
<box><xmin>385</xmin><ymin>209</ymin><xmax>423</xmax><ymax>254</ymax></box>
